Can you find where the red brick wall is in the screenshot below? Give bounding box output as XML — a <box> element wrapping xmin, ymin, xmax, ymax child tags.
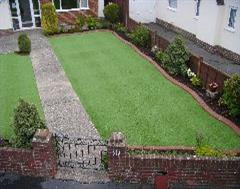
<box><xmin>0</xmin><ymin>129</ymin><xmax>57</xmax><ymax>177</ymax></box>
<box><xmin>108</xmin><ymin>133</ymin><xmax>240</xmax><ymax>188</ymax></box>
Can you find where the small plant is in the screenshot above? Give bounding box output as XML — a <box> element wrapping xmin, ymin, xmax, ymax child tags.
<box><xmin>75</xmin><ymin>15</ymin><xmax>85</xmax><ymax>31</ymax></box>
<box><xmin>160</xmin><ymin>36</ymin><xmax>190</xmax><ymax>76</ymax></box>
<box><xmin>195</xmin><ymin>131</ymin><xmax>205</xmax><ymax>148</ymax></box>
<box><xmin>113</xmin><ymin>22</ymin><xmax>127</xmax><ymax>33</ymax></box>
<box><xmin>18</xmin><ymin>33</ymin><xmax>31</xmax><ymax>54</ymax></box>
<box><xmin>151</xmin><ymin>45</ymin><xmax>159</xmax><ymax>54</ymax></box>
<box><xmin>208</xmin><ymin>82</ymin><xmax>219</xmax><ymax>92</ymax></box>
<box><xmin>129</xmin><ymin>25</ymin><xmax>150</xmax><ymax>48</ymax></box>
<box><xmin>195</xmin><ymin>145</ymin><xmax>225</xmax><ymax>158</ymax></box>
<box><xmin>97</xmin><ymin>19</ymin><xmax>111</xmax><ymax>29</ymax></box>
<box><xmin>10</xmin><ymin>99</ymin><xmax>45</xmax><ymax>148</ymax></box>
<box><xmin>86</xmin><ymin>16</ymin><xmax>97</xmax><ymax>30</ymax></box>
<box><xmin>220</xmin><ymin>74</ymin><xmax>240</xmax><ymax>117</ymax></box>
<box><xmin>101</xmin><ymin>153</ymin><xmax>108</xmax><ymax>169</ymax></box>
<box><xmin>187</xmin><ymin>69</ymin><xmax>201</xmax><ymax>86</ymax></box>
<box><xmin>103</xmin><ymin>3</ymin><xmax>120</xmax><ymax>24</ymax></box>
<box><xmin>41</xmin><ymin>3</ymin><xmax>58</xmax><ymax>35</ymax></box>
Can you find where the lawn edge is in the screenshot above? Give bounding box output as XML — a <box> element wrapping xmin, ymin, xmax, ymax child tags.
<box><xmin>108</xmin><ymin>30</ymin><xmax>240</xmax><ymax>136</ymax></box>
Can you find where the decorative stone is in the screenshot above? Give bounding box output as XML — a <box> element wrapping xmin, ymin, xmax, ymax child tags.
<box><xmin>206</xmin><ymin>89</ymin><xmax>218</xmax><ymax>99</ymax></box>
<box><xmin>32</xmin><ymin>129</ymin><xmax>51</xmax><ymax>143</ymax></box>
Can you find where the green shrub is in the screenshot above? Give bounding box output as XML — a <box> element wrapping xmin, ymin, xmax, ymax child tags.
<box><xmin>75</xmin><ymin>15</ymin><xmax>85</xmax><ymax>31</ymax></box>
<box><xmin>190</xmin><ymin>75</ymin><xmax>201</xmax><ymax>86</ymax></box>
<box><xmin>103</xmin><ymin>3</ymin><xmax>120</xmax><ymax>24</ymax></box>
<box><xmin>195</xmin><ymin>145</ymin><xmax>225</xmax><ymax>158</ymax></box>
<box><xmin>10</xmin><ymin>99</ymin><xmax>45</xmax><ymax>148</ymax></box>
<box><xmin>129</xmin><ymin>25</ymin><xmax>150</xmax><ymax>48</ymax></box>
<box><xmin>220</xmin><ymin>74</ymin><xmax>240</xmax><ymax>117</ymax></box>
<box><xmin>97</xmin><ymin>19</ymin><xmax>111</xmax><ymax>29</ymax></box>
<box><xmin>18</xmin><ymin>33</ymin><xmax>31</xmax><ymax>54</ymax></box>
<box><xmin>113</xmin><ymin>22</ymin><xmax>127</xmax><ymax>33</ymax></box>
<box><xmin>158</xmin><ymin>36</ymin><xmax>190</xmax><ymax>76</ymax></box>
<box><xmin>41</xmin><ymin>3</ymin><xmax>58</xmax><ymax>35</ymax></box>
<box><xmin>86</xmin><ymin>16</ymin><xmax>97</xmax><ymax>30</ymax></box>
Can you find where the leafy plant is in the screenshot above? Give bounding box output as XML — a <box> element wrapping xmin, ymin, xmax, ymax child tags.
<box><xmin>86</xmin><ymin>16</ymin><xmax>97</xmax><ymax>30</ymax></box>
<box><xmin>75</xmin><ymin>15</ymin><xmax>85</xmax><ymax>31</ymax></box>
<box><xmin>103</xmin><ymin>3</ymin><xmax>120</xmax><ymax>24</ymax></box>
<box><xmin>96</xmin><ymin>19</ymin><xmax>111</xmax><ymax>29</ymax></box>
<box><xmin>18</xmin><ymin>33</ymin><xmax>31</xmax><ymax>54</ymax></box>
<box><xmin>220</xmin><ymin>74</ymin><xmax>240</xmax><ymax>117</ymax></box>
<box><xmin>101</xmin><ymin>153</ymin><xmax>108</xmax><ymax>169</ymax></box>
<box><xmin>190</xmin><ymin>75</ymin><xmax>201</xmax><ymax>86</ymax></box>
<box><xmin>195</xmin><ymin>145</ymin><xmax>225</xmax><ymax>158</ymax></box>
<box><xmin>41</xmin><ymin>3</ymin><xmax>58</xmax><ymax>35</ymax></box>
<box><xmin>129</xmin><ymin>25</ymin><xmax>150</xmax><ymax>48</ymax></box>
<box><xmin>10</xmin><ymin>99</ymin><xmax>45</xmax><ymax>148</ymax></box>
<box><xmin>113</xmin><ymin>22</ymin><xmax>127</xmax><ymax>33</ymax></box>
<box><xmin>159</xmin><ymin>36</ymin><xmax>190</xmax><ymax>76</ymax></box>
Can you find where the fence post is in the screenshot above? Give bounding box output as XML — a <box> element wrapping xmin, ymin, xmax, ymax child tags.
<box><xmin>197</xmin><ymin>56</ymin><xmax>203</xmax><ymax>76</ymax></box>
<box><xmin>108</xmin><ymin>132</ymin><xmax>127</xmax><ymax>181</ymax></box>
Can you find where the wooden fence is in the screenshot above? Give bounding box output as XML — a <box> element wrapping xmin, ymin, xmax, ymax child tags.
<box><xmin>111</xmin><ymin>0</ymin><xmax>230</xmax><ymax>91</ymax></box>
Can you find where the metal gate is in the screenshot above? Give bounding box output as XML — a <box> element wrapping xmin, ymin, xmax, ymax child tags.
<box><xmin>54</xmin><ymin>133</ymin><xmax>107</xmax><ymax>170</ymax></box>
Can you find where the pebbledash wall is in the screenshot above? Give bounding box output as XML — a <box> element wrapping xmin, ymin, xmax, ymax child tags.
<box><xmin>0</xmin><ymin>129</ymin><xmax>57</xmax><ymax>177</ymax></box>
<box><xmin>108</xmin><ymin>132</ymin><xmax>240</xmax><ymax>189</ymax></box>
<box><xmin>129</xmin><ymin>0</ymin><xmax>240</xmax><ymax>64</ymax></box>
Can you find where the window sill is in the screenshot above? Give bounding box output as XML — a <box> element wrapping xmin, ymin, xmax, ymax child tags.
<box><xmin>56</xmin><ymin>8</ymin><xmax>89</xmax><ymax>12</ymax></box>
<box><xmin>167</xmin><ymin>6</ymin><xmax>177</xmax><ymax>12</ymax></box>
<box><xmin>224</xmin><ymin>27</ymin><xmax>236</xmax><ymax>33</ymax></box>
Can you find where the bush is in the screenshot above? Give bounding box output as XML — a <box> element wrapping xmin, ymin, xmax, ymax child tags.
<box><xmin>129</xmin><ymin>25</ymin><xmax>150</xmax><ymax>48</ymax></box>
<box><xmin>103</xmin><ymin>3</ymin><xmax>120</xmax><ymax>24</ymax></box>
<box><xmin>10</xmin><ymin>99</ymin><xmax>45</xmax><ymax>148</ymax></box>
<box><xmin>18</xmin><ymin>33</ymin><xmax>31</xmax><ymax>54</ymax></box>
<box><xmin>195</xmin><ymin>145</ymin><xmax>225</xmax><ymax>157</ymax></box>
<box><xmin>220</xmin><ymin>74</ymin><xmax>240</xmax><ymax>117</ymax></box>
<box><xmin>158</xmin><ymin>36</ymin><xmax>190</xmax><ymax>76</ymax></box>
<box><xmin>113</xmin><ymin>22</ymin><xmax>127</xmax><ymax>33</ymax></box>
<box><xmin>75</xmin><ymin>15</ymin><xmax>85</xmax><ymax>31</ymax></box>
<box><xmin>97</xmin><ymin>19</ymin><xmax>111</xmax><ymax>29</ymax></box>
<box><xmin>86</xmin><ymin>16</ymin><xmax>97</xmax><ymax>30</ymax></box>
<box><xmin>41</xmin><ymin>3</ymin><xmax>58</xmax><ymax>35</ymax></box>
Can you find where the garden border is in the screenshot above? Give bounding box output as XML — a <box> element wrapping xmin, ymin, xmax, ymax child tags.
<box><xmin>109</xmin><ymin>31</ymin><xmax>240</xmax><ymax>135</ymax></box>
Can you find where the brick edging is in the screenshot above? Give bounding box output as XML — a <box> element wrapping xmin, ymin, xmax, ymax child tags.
<box><xmin>109</xmin><ymin>31</ymin><xmax>240</xmax><ymax>135</ymax></box>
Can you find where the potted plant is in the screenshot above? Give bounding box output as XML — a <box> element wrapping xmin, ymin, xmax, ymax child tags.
<box><xmin>206</xmin><ymin>82</ymin><xmax>219</xmax><ymax>99</ymax></box>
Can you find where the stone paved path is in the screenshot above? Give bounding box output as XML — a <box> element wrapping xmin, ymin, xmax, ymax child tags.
<box><xmin>146</xmin><ymin>23</ymin><xmax>240</xmax><ymax>76</ymax></box>
<box><xmin>0</xmin><ymin>30</ymin><xmax>109</xmax><ymax>183</ymax></box>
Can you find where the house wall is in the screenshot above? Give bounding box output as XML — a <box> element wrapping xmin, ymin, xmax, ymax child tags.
<box><xmin>218</xmin><ymin>0</ymin><xmax>240</xmax><ymax>54</ymax></box>
<box><xmin>129</xmin><ymin>0</ymin><xmax>156</xmax><ymax>23</ymax></box>
<box><xmin>0</xmin><ymin>0</ymin><xmax>12</xmax><ymax>30</ymax></box>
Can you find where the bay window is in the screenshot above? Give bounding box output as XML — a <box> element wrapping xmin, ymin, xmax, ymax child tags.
<box><xmin>53</xmin><ymin>0</ymin><xmax>88</xmax><ymax>10</ymax></box>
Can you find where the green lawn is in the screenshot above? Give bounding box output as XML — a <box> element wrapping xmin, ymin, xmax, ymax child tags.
<box><xmin>0</xmin><ymin>54</ymin><xmax>43</xmax><ymax>140</ymax></box>
<box><xmin>50</xmin><ymin>32</ymin><xmax>240</xmax><ymax>149</ymax></box>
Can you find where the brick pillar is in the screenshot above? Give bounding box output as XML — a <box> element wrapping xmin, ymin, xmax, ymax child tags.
<box><xmin>108</xmin><ymin>132</ymin><xmax>128</xmax><ymax>181</ymax></box>
<box><xmin>32</xmin><ymin>129</ymin><xmax>57</xmax><ymax>177</ymax></box>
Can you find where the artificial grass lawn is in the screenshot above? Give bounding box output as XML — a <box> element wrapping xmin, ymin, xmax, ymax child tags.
<box><xmin>50</xmin><ymin>32</ymin><xmax>240</xmax><ymax>149</ymax></box>
<box><xmin>0</xmin><ymin>54</ymin><xmax>43</xmax><ymax>140</ymax></box>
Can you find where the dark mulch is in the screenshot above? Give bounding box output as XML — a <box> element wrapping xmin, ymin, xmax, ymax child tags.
<box><xmin>115</xmin><ymin>31</ymin><xmax>240</xmax><ymax>127</ymax></box>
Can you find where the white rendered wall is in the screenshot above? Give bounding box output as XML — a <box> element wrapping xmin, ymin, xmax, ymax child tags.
<box><xmin>129</xmin><ymin>0</ymin><xmax>156</xmax><ymax>23</ymax></box>
<box><xmin>217</xmin><ymin>0</ymin><xmax>240</xmax><ymax>54</ymax></box>
<box><xmin>0</xmin><ymin>0</ymin><xmax>12</xmax><ymax>30</ymax></box>
<box><xmin>98</xmin><ymin>0</ymin><xmax>104</xmax><ymax>17</ymax></box>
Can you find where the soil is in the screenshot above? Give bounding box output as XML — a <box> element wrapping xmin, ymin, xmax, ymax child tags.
<box><xmin>115</xmin><ymin>31</ymin><xmax>240</xmax><ymax>127</ymax></box>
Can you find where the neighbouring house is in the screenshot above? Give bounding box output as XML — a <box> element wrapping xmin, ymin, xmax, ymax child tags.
<box><xmin>129</xmin><ymin>0</ymin><xmax>240</xmax><ymax>63</ymax></box>
<box><xmin>0</xmin><ymin>0</ymin><xmax>107</xmax><ymax>34</ymax></box>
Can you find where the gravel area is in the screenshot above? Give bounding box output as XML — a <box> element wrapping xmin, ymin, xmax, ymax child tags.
<box><xmin>0</xmin><ymin>30</ymin><xmax>109</xmax><ymax>183</ymax></box>
<box><xmin>146</xmin><ymin>23</ymin><xmax>240</xmax><ymax>76</ymax></box>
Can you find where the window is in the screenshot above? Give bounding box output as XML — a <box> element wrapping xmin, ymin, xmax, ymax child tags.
<box><xmin>53</xmin><ymin>0</ymin><xmax>88</xmax><ymax>10</ymax></box>
<box><xmin>168</xmin><ymin>0</ymin><xmax>177</xmax><ymax>9</ymax></box>
<box><xmin>195</xmin><ymin>0</ymin><xmax>201</xmax><ymax>16</ymax></box>
<box><xmin>228</xmin><ymin>7</ymin><xmax>237</xmax><ymax>29</ymax></box>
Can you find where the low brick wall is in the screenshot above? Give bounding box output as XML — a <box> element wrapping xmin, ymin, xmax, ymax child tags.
<box><xmin>108</xmin><ymin>132</ymin><xmax>240</xmax><ymax>188</ymax></box>
<box><xmin>0</xmin><ymin>129</ymin><xmax>57</xmax><ymax>177</ymax></box>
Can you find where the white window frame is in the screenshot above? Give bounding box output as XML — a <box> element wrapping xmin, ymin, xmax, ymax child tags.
<box><xmin>168</xmin><ymin>0</ymin><xmax>177</xmax><ymax>12</ymax></box>
<box><xmin>52</xmin><ymin>0</ymin><xmax>89</xmax><ymax>12</ymax></box>
<box><xmin>225</xmin><ymin>6</ymin><xmax>238</xmax><ymax>33</ymax></box>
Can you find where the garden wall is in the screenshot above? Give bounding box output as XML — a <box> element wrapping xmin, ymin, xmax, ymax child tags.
<box><xmin>0</xmin><ymin>129</ymin><xmax>57</xmax><ymax>177</ymax></box>
<box><xmin>108</xmin><ymin>132</ymin><xmax>240</xmax><ymax>189</ymax></box>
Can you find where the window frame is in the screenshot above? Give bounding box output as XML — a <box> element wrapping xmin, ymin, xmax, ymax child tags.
<box><xmin>225</xmin><ymin>6</ymin><xmax>238</xmax><ymax>32</ymax></box>
<box><xmin>52</xmin><ymin>0</ymin><xmax>89</xmax><ymax>12</ymax></box>
<box><xmin>168</xmin><ymin>0</ymin><xmax>177</xmax><ymax>11</ymax></box>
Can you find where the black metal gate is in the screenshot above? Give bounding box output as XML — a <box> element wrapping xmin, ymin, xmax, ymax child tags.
<box><xmin>54</xmin><ymin>133</ymin><xmax>107</xmax><ymax>170</ymax></box>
